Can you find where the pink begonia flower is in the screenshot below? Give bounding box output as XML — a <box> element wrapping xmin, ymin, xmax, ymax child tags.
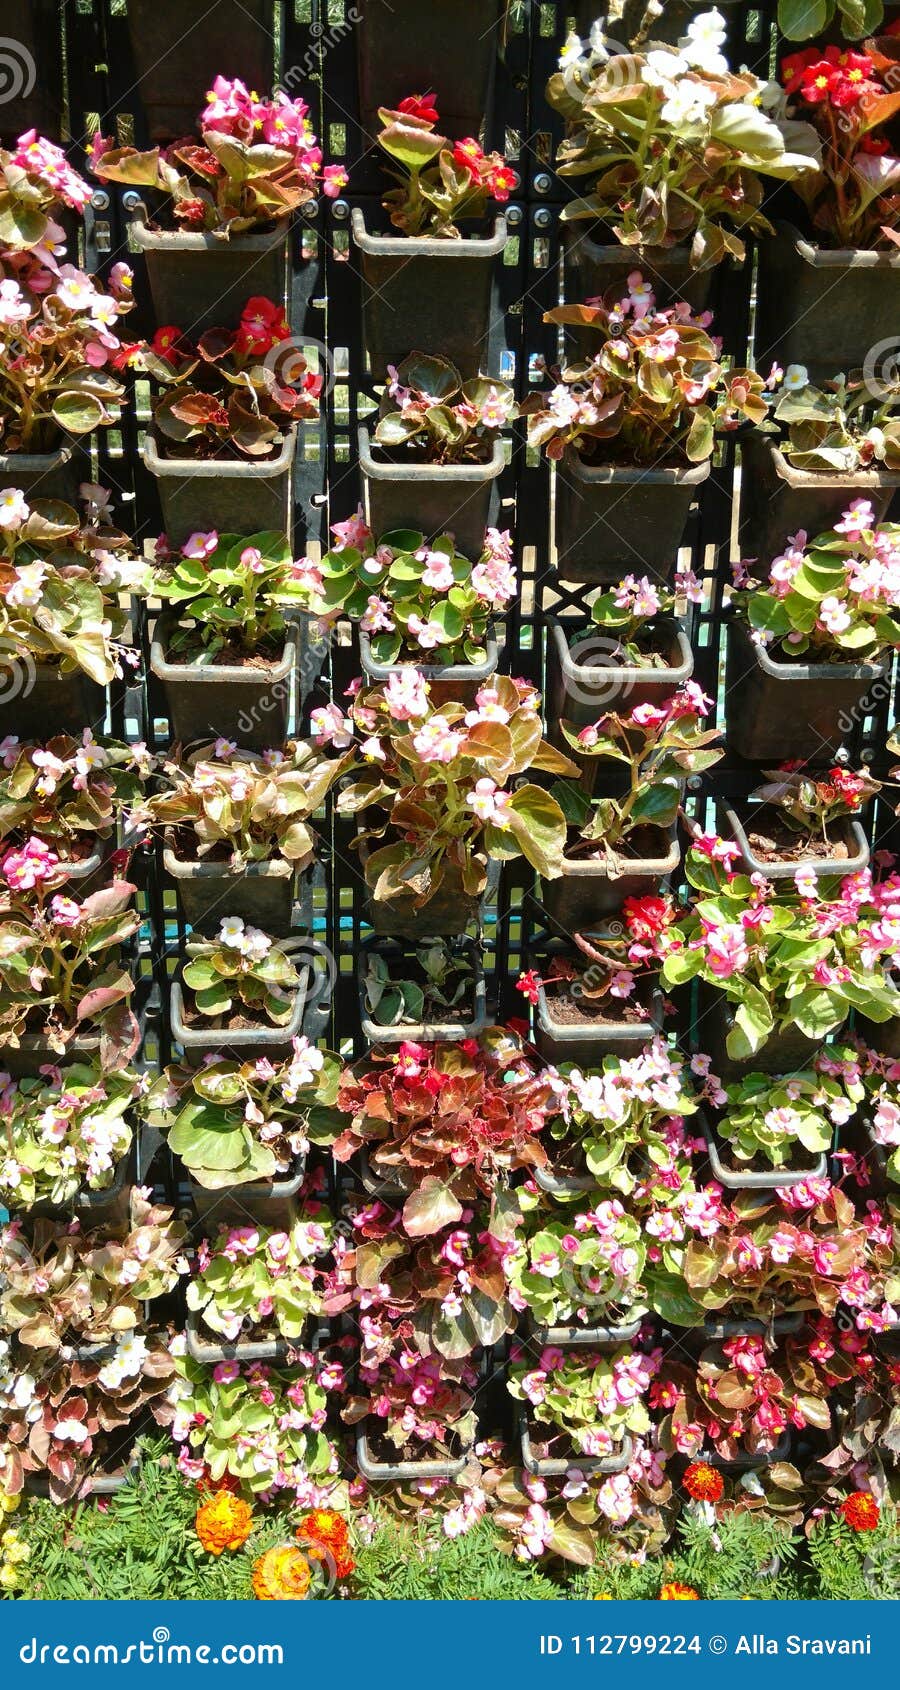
<box><xmin>49</xmin><ymin>896</ymin><xmax>82</xmax><ymax>927</ymax></box>
<box><xmin>309</xmin><ymin>703</ymin><xmax>353</xmax><ymax>749</ymax></box>
<box><xmin>407</xmin><ymin>613</ymin><xmax>445</xmax><ymax>649</ymax></box>
<box><xmin>2</xmin><ymin>836</ymin><xmax>58</xmax><ymax>890</ymax></box>
<box><xmin>384</xmin><ymin>669</ymin><xmax>429</xmax><ymax>720</ymax></box>
<box><xmin>417</xmin><ymin>549</ymin><xmax>455</xmax><ymax>591</ymax></box>
<box><xmin>412</xmin><ymin>716</ymin><xmax>463</xmax><ymax>764</ymax></box>
<box><xmin>181</xmin><ymin>530</ymin><xmax>218</xmax><ymax>560</ymax></box>
<box><xmin>360</xmin><ymin>595</ymin><xmax>394</xmax><ymax>634</ymax></box>
<box><xmin>330</xmin><ymin>507</ymin><xmax>372</xmax><ymax>551</ymax></box>
<box><xmin>322</xmin><ymin>165</ymin><xmax>349</xmax><ymax>197</ymax></box>
<box><xmin>212</xmin><ymin>1360</ymin><xmax>240</xmax><ymax>1384</ymax></box>
<box><xmin>465</xmin><ymin>777</ymin><xmax>513</xmax><ymax>827</ymax></box>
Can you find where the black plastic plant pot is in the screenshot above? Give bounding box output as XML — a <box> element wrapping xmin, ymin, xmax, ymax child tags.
<box><xmin>162</xmin><ymin>835</ymin><xmax>300</xmax><ymax>936</ymax></box>
<box><xmin>126</xmin><ymin>0</ymin><xmax>274</xmax><ymax>139</ymax></box>
<box><xmin>54</xmin><ymin>842</ymin><xmax>109</xmax><ymax>898</ymax></box>
<box><xmin>24</xmin><ymin>1444</ymin><xmax>142</xmax><ymax>1501</ymax></box>
<box><xmin>0</xmin><ymin>1032</ymin><xmax>102</xmax><ymax>1083</ymax></box>
<box><xmin>189</xmin><ymin>1154</ymin><xmax>308</xmax><ymax>1230</ymax></box>
<box><xmin>554</xmin><ymin>452</ymin><xmax>710</xmax><ymax>583</ymax></box>
<box><xmin>360</xmin><ymin>839</ymin><xmax>484</xmax><ymax>941</ymax></box>
<box><xmin>351</xmin><ymin>210</ymin><xmax>507</xmax><ymax>379</ymax></box>
<box><xmin>534</xmin><ymin>1164</ymin><xmax>597</xmax><ymax>1197</ymax></box>
<box><xmin>170</xmin><ymin>964</ymin><xmax>310</xmax><ymax>1069</ymax></box>
<box><xmin>539</xmin><ymin>827</ymin><xmax>680</xmax><ymax>929</ymax></box>
<box><xmin>355</xmin><ymin>1424</ymin><xmax>473</xmax><ymax>1483</ymax></box>
<box><xmin>519</xmin><ymin>1411</ymin><xmax>634</xmax><ymax>1479</ymax></box>
<box><xmin>854</xmin><ymin>1014</ymin><xmax>900</xmax><ymax>1059</ymax></box>
<box><xmin>143</xmin><ymin>427</ymin><xmax>296</xmax><ymax>551</ymax></box>
<box><xmin>561</xmin><ymin>225</ymin><xmax>722</xmax><ymax>319</ymax></box>
<box><xmin>738</xmin><ymin>435</ymin><xmax>900</xmax><ymax>566</ymax></box>
<box><xmin>724</xmin><ymin>619</ymin><xmax>889</xmax><ymax>765</ymax></box>
<box><xmin>25</xmin><ymin>1140</ymin><xmax>135</xmax><ymax>1229</ymax></box>
<box><xmin>700</xmin><ymin>1311</ymin><xmax>806</xmax><ymax>1342</ymax></box>
<box><xmin>356</xmin><ymin>1148</ymin><xmax>408</xmax><ymax>1205</ymax></box>
<box><xmin>529</xmin><ymin>1314</ymin><xmax>643</xmax><ymax>1350</ymax></box>
<box><xmin>358</xmin><ymin>427</ymin><xmax>504</xmax><ymax>561</ymax></box>
<box><xmin>358</xmin><ymin>934</ymin><xmax>489</xmax><ymax>1047</ymax></box>
<box><xmin>546</xmin><ymin>617</ymin><xmax>694</xmax><ymax>736</ymax></box>
<box><xmin>574</xmin><ymin>0</ymin><xmax>742</xmax><ymax>46</ymax></box>
<box><xmin>0</xmin><ymin>0</ymin><xmax>63</xmax><ymax>140</ymax></box>
<box><xmin>0</xmin><ymin>662</ymin><xmax>107</xmax><ymax>744</ymax></box>
<box><xmin>718</xmin><ymin>802</ymin><xmax>870</xmax><ymax>884</ymax></box>
<box><xmin>697</xmin><ymin>986</ymin><xmax>830</xmax><ymax>1081</ymax></box>
<box><xmin>355</xmin><ymin>0</ymin><xmax>504</xmax><ymax>139</ymax></box>
<box><xmin>185</xmin><ymin>1306</ymin><xmax>325</xmax><ymax>1368</ymax></box>
<box><xmin>150</xmin><ymin>614</ymin><xmax>299</xmax><ymax>751</ymax></box>
<box><xmin>701</xmin><ymin>1114</ymin><xmax>829</xmax><ymax>1195</ymax></box>
<box><xmin>534</xmin><ymin>981</ymin><xmax>665</xmax><ymax>1069</ymax></box>
<box><xmin>358</xmin><ymin>628</ymin><xmax>498</xmax><ymax>709</ymax></box>
<box><xmin>129</xmin><ymin>206</ymin><xmax>288</xmax><ymax>335</ymax></box>
<box><xmin>0</xmin><ymin>444</ymin><xmax>87</xmax><ymax>506</ymax></box>
<box><xmin>756</xmin><ymin>222</ymin><xmax>900</xmax><ymax>379</ymax></box>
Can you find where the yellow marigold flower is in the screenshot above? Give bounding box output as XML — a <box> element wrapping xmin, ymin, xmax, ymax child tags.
<box><xmin>195</xmin><ymin>1491</ymin><xmax>254</xmax><ymax>1557</ymax></box>
<box><xmin>592</xmin><ymin>1593</ymin><xmax>614</xmax><ymax>1599</ymax></box>
<box><xmin>660</xmin><ymin>1582</ymin><xmax>700</xmax><ymax>1600</ymax></box>
<box><xmin>0</xmin><ymin>1565</ymin><xmax>20</xmax><ymax>1590</ymax></box>
<box><xmin>252</xmin><ymin>1545</ymin><xmax>313</xmax><ymax>1601</ymax></box>
<box><xmin>0</xmin><ymin>1493</ymin><xmax>20</xmax><ymax>1515</ymax></box>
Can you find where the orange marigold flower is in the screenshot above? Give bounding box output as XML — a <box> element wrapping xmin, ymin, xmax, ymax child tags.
<box><xmin>195</xmin><ymin>1491</ymin><xmax>254</xmax><ymax>1557</ymax></box>
<box><xmin>252</xmin><ymin>1545</ymin><xmax>313</xmax><ymax>1601</ymax></box>
<box><xmin>296</xmin><ymin>1508</ymin><xmax>355</xmax><ymax>1580</ymax></box>
<box><xmin>839</xmin><ymin>1492</ymin><xmax>880</xmax><ymax>1532</ymax></box>
<box><xmin>660</xmin><ymin>1582</ymin><xmax>700</xmax><ymax>1600</ymax></box>
<box><xmin>683</xmin><ymin>1461</ymin><xmax>724</xmax><ymax>1504</ymax></box>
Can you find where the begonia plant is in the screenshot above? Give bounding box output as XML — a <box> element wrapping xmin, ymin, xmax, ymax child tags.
<box><xmin>374</xmin><ymin>94</ymin><xmax>515</xmax><ymax>238</ymax></box>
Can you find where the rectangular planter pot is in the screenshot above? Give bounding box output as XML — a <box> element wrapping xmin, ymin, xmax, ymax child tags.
<box><xmin>359</xmin><ymin>628</ymin><xmax>498</xmax><ymax>708</ymax></box>
<box><xmin>126</xmin><ymin>0</ymin><xmax>275</xmax><ymax>140</ymax></box>
<box><xmin>724</xmin><ymin>619</ymin><xmax>889</xmax><ymax>764</ymax></box>
<box><xmin>554</xmin><ymin>452</ymin><xmax>709</xmax><ymax>583</ymax></box>
<box><xmin>129</xmin><ymin>208</ymin><xmax>288</xmax><ymax>336</ymax></box>
<box><xmin>535</xmin><ymin>981</ymin><xmax>664</xmax><ymax>1068</ymax></box>
<box><xmin>696</xmin><ymin>986</ymin><xmax>834</xmax><ymax>1080</ymax></box>
<box><xmin>529</xmin><ymin>1314</ymin><xmax>643</xmax><ymax>1349</ymax></box>
<box><xmin>351</xmin><ymin>210</ymin><xmax>507</xmax><ymax>379</ymax></box>
<box><xmin>0</xmin><ymin>0</ymin><xmax>63</xmax><ymax>140</ymax></box>
<box><xmin>185</xmin><ymin>1307</ymin><xmax>326</xmax><ymax>1367</ymax></box>
<box><xmin>162</xmin><ymin>836</ymin><xmax>300</xmax><ymax>936</ymax></box>
<box><xmin>0</xmin><ymin>662</ymin><xmax>107</xmax><ymax>744</ymax></box>
<box><xmin>755</xmin><ymin>222</ymin><xmax>900</xmax><ymax>378</ymax></box>
<box><xmin>0</xmin><ymin>444</ymin><xmax>87</xmax><ymax>507</ymax></box>
<box><xmin>25</xmin><ymin>1141</ymin><xmax>135</xmax><ymax>1229</ymax></box>
<box><xmin>701</xmin><ymin>1114</ymin><xmax>828</xmax><ymax>1195</ymax></box>
<box><xmin>143</xmin><ymin>427</ymin><xmax>296</xmax><ymax>550</ymax></box>
<box><xmin>189</xmin><ymin>1154</ymin><xmax>307</xmax><ymax>1230</ymax></box>
<box><xmin>539</xmin><ymin>826</ymin><xmax>680</xmax><ymax>929</ymax></box>
<box><xmin>561</xmin><ymin>224</ymin><xmax>722</xmax><ymax>318</ymax></box>
<box><xmin>546</xmin><ymin>617</ymin><xmax>693</xmax><ymax>735</ymax></box>
<box><xmin>358</xmin><ymin>934</ymin><xmax>488</xmax><ymax>1046</ymax></box>
<box><xmin>355</xmin><ymin>1425</ymin><xmax>473</xmax><ymax>1483</ymax></box>
<box><xmin>365</xmin><ymin>874</ymin><xmax>483</xmax><ymax>942</ymax></box>
<box><xmin>359</xmin><ymin>427</ymin><xmax>504</xmax><ymax>560</ymax></box>
<box><xmin>170</xmin><ymin>960</ymin><xmax>310</xmax><ymax>1068</ymax></box>
<box><xmin>519</xmin><ymin>1411</ymin><xmax>633</xmax><ymax>1478</ymax></box>
<box><xmin>738</xmin><ymin>434</ymin><xmax>900</xmax><ymax>564</ymax></box>
<box><xmin>150</xmin><ymin>613</ymin><xmax>298</xmax><ymax>750</ymax></box>
<box><xmin>719</xmin><ymin>801</ymin><xmax>869</xmax><ymax>884</ymax></box>
<box><xmin>355</xmin><ymin>0</ymin><xmax>503</xmax><ymax>139</ymax></box>
<box><xmin>534</xmin><ymin>1163</ymin><xmax>596</xmax><ymax>1196</ymax></box>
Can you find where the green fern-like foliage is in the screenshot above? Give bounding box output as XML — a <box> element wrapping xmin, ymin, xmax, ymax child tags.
<box><xmin>672</xmin><ymin>1510</ymin><xmax>802</xmax><ymax>1601</ymax></box>
<box><xmin>351</xmin><ymin>1517</ymin><xmax>564</xmax><ymax>1600</ymax></box>
<box><xmin>806</xmin><ymin>1515</ymin><xmax>900</xmax><ymax>1602</ymax></box>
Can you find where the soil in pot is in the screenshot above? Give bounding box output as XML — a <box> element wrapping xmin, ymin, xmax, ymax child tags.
<box><xmin>724</xmin><ymin>619</ymin><xmax>889</xmax><ymax>764</ymax></box>
<box><xmin>722</xmin><ymin>803</ymin><xmax>870</xmax><ymax>882</ymax></box>
<box><xmin>553</xmin><ymin>451</ymin><xmax>709</xmax><ymax>583</ymax></box>
<box><xmin>535</xmin><ymin>979</ymin><xmax>664</xmax><ymax>1069</ymax></box>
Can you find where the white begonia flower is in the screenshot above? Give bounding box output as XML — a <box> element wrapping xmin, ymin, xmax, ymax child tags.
<box><xmin>660</xmin><ymin>78</ymin><xmax>717</xmax><ymax>130</ymax></box>
<box><xmin>218</xmin><ymin>915</ymin><xmax>246</xmax><ymax>947</ymax></box>
<box><xmin>559</xmin><ymin>31</ymin><xmax>586</xmax><ymax>70</ymax></box>
<box><xmin>679</xmin><ymin>8</ymin><xmax>729</xmax><ymax>76</ymax></box>
<box><xmin>782</xmin><ymin>364</ymin><xmax>809</xmax><ymax>393</ymax></box>
<box><xmin>53</xmin><ymin>1418</ymin><xmax>90</xmax><ymax>1443</ymax></box>
<box><xmin>643</xmin><ymin>48</ymin><xmax>690</xmax><ymax>87</ymax></box>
